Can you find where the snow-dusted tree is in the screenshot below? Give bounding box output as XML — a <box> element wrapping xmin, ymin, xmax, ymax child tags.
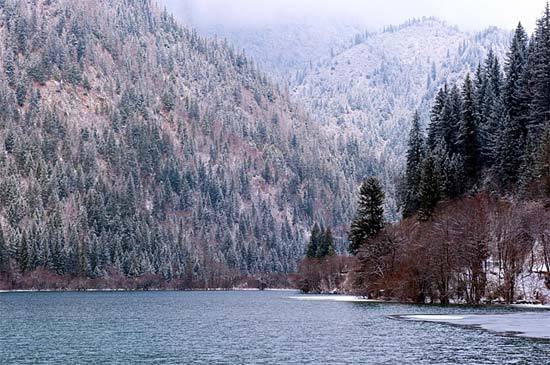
<box><xmin>456</xmin><ymin>74</ymin><xmax>479</xmax><ymax>189</ymax></box>
<box><xmin>478</xmin><ymin>51</ymin><xmax>504</xmax><ymax>170</ymax></box>
<box><xmin>496</xmin><ymin>23</ymin><xmax>529</xmax><ymax>190</ymax></box>
<box><xmin>306</xmin><ymin>224</ymin><xmax>321</xmax><ymax>259</ymax></box>
<box><xmin>418</xmin><ymin>155</ymin><xmax>441</xmax><ymax>220</ymax></box>
<box><xmin>348</xmin><ymin>177</ymin><xmax>385</xmax><ymax>255</ymax></box>
<box><xmin>536</xmin><ymin>122</ymin><xmax>550</xmax><ymax>196</ymax></box>
<box><xmin>403</xmin><ymin>111</ymin><xmax>425</xmax><ymax>218</ymax></box>
<box><xmin>317</xmin><ymin>228</ymin><xmax>335</xmax><ymax>258</ymax></box>
<box><xmin>528</xmin><ymin>4</ymin><xmax>550</xmax><ymax>138</ymax></box>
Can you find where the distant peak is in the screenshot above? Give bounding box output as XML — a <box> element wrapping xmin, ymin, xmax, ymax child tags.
<box><xmin>381</xmin><ymin>17</ymin><xmax>455</xmax><ymax>33</ymax></box>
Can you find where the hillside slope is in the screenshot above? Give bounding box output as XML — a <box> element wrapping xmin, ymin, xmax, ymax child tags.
<box><xmin>199</xmin><ymin>18</ymin><xmax>364</xmax><ymax>82</ymax></box>
<box><xmin>0</xmin><ymin>0</ymin><xmax>354</xmax><ymax>288</ymax></box>
<box><xmin>292</xmin><ymin>19</ymin><xmax>511</xmax><ymax>215</ymax></box>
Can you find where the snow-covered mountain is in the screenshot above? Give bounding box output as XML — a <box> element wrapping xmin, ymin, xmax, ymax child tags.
<box><xmin>199</xmin><ymin>18</ymin><xmax>364</xmax><ymax>82</ymax></box>
<box><xmin>189</xmin><ymin>17</ymin><xmax>511</xmax><ymax>217</ymax></box>
<box><xmin>290</xmin><ymin>19</ymin><xmax>511</xmax><ymax>214</ymax></box>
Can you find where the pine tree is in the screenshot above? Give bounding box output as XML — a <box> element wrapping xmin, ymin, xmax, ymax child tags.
<box><xmin>448</xmin><ymin>85</ymin><xmax>463</xmax><ymax>156</ymax></box>
<box><xmin>18</xmin><ymin>232</ymin><xmax>29</xmax><ymax>274</ymax></box>
<box><xmin>474</xmin><ymin>63</ymin><xmax>486</xmax><ymax>125</ymax></box>
<box><xmin>504</xmin><ymin>23</ymin><xmax>529</xmax><ymax>122</ymax></box>
<box><xmin>0</xmin><ymin>227</ymin><xmax>8</xmax><ymax>274</ymax></box>
<box><xmin>317</xmin><ymin>227</ymin><xmax>335</xmax><ymax>258</ymax></box>
<box><xmin>496</xmin><ymin>23</ymin><xmax>530</xmax><ymax>190</ymax></box>
<box><xmin>529</xmin><ymin>3</ymin><xmax>550</xmax><ymax>137</ymax></box>
<box><xmin>418</xmin><ymin>156</ymin><xmax>441</xmax><ymax>220</ymax></box>
<box><xmin>536</xmin><ymin>122</ymin><xmax>550</xmax><ymax>196</ymax></box>
<box><xmin>306</xmin><ymin>223</ymin><xmax>321</xmax><ymax>259</ymax></box>
<box><xmin>479</xmin><ymin>52</ymin><xmax>504</xmax><ymax>170</ymax></box>
<box><xmin>428</xmin><ymin>86</ymin><xmax>449</xmax><ymax>150</ymax></box>
<box><xmin>348</xmin><ymin>177</ymin><xmax>385</xmax><ymax>255</ymax></box>
<box><xmin>456</xmin><ymin>74</ymin><xmax>479</xmax><ymax>188</ymax></box>
<box><xmin>403</xmin><ymin>111</ymin><xmax>425</xmax><ymax>218</ymax></box>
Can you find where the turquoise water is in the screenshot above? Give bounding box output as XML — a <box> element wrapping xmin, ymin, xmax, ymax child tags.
<box><xmin>0</xmin><ymin>291</ymin><xmax>548</xmax><ymax>364</ymax></box>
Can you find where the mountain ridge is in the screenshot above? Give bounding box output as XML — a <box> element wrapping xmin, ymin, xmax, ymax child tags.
<box><xmin>0</xmin><ymin>0</ymin><xmax>356</xmax><ymax>289</ymax></box>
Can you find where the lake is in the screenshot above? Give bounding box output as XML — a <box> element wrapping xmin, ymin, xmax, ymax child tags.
<box><xmin>0</xmin><ymin>290</ymin><xmax>548</xmax><ymax>364</ymax></box>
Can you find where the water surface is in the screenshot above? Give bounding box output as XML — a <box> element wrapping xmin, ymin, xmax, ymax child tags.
<box><xmin>1</xmin><ymin>291</ymin><xmax>548</xmax><ymax>364</ymax></box>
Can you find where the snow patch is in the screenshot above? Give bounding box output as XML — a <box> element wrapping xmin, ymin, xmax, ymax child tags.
<box><xmin>288</xmin><ymin>295</ymin><xmax>378</xmax><ymax>302</ymax></box>
<box><xmin>402</xmin><ymin>312</ymin><xmax>550</xmax><ymax>340</ymax></box>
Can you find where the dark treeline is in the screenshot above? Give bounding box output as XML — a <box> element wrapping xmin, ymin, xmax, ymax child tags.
<box><xmin>296</xmin><ymin>223</ymin><xmax>342</xmax><ymax>293</ymax></box>
<box><xmin>402</xmin><ymin>12</ymin><xmax>550</xmax><ymax>217</ymax></box>
<box><xmin>297</xmin><ymin>5</ymin><xmax>550</xmax><ymax>304</ymax></box>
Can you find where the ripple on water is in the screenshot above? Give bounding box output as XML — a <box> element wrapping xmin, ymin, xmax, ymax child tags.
<box><xmin>0</xmin><ymin>291</ymin><xmax>548</xmax><ymax>364</ymax></box>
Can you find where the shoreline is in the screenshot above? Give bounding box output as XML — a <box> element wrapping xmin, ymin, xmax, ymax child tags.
<box><xmin>3</xmin><ymin>288</ymin><xmax>548</xmax><ymax>310</ymax></box>
<box><xmin>0</xmin><ymin>287</ymin><xmax>299</xmax><ymax>294</ymax></box>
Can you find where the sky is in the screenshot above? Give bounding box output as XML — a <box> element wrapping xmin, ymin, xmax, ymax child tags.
<box><xmin>158</xmin><ymin>0</ymin><xmax>547</xmax><ymax>32</ymax></box>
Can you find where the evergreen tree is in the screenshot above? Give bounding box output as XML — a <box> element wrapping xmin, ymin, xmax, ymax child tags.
<box><xmin>348</xmin><ymin>177</ymin><xmax>385</xmax><ymax>255</ymax></box>
<box><xmin>497</xmin><ymin>23</ymin><xmax>530</xmax><ymax>190</ymax></box>
<box><xmin>448</xmin><ymin>85</ymin><xmax>463</xmax><ymax>156</ymax></box>
<box><xmin>536</xmin><ymin>122</ymin><xmax>550</xmax><ymax>196</ymax></box>
<box><xmin>428</xmin><ymin>86</ymin><xmax>449</xmax><ymax>150</ymax></box>
<box><xmin>529</xmin><ymin>4</ymin><xmax>550</xmax><ymax>138</ymax></box>
<box><xmin>479</xmin><ymin>52</ymin><xmax>504</xmax><ymax>169</ymax></box>
<box><xmin>504</xmin><ymin>23</ymin><xmax>529</xmax><ymax>122</ymax></box>
<box><xmin>317</xmin><ymin>227</ymin><xmax>335</xmax><ymax>258</ymax></box>
<box><xmin>403</xmin><ymin>111</ymin><xmax>425</xmax><ymax>218</ymax></box>
<box><xmin>418</xmin><ymin>156</ymin><xmax>441</xmax><ymax>220</ymax></box>
<box><xmin>18</xmin><ymin>232</ymin><xmax>29</xmax><ymax>274</ymax></box>
<box><xmin>474</xmin><ymin>63</ymin><xmax>486</xmax><ymax>125</ymax></box>
<box><xmin>306</xmin><ymin>223</ymin><xmax>321</xmax><ymax>259</ymax></box>
<box><xmin>0</xmin><ymin>227</ymin><xmax>8</xmax><ymax>274</ymax></box>
<box><xmin>456</xmin><ymin>74</ymin><xmax>479</xmax><ymax>189</ymax></box>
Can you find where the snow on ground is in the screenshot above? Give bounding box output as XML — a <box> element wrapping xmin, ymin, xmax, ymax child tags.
<box><xmin>288</xmin><ymin>295</ymin><xmax>379</xmax><ymax>302</ymax></box>
<box><xmin>402</xmin><ymin>312</ymin><xmax>550</xmax><ymax>340</ymax></box>
<box><xmin>510</xmin><ymin>304</ymin><xmax>550</xmax><ymax>309</ymax></box>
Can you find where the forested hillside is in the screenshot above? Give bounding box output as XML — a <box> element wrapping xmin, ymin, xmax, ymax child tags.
<box><xmin>0</xmin><ymin>0</ymin><xmax>356</xmax><ymax>289</ymax></box>
<box><xmin>292</xmin><ymin>19</ymin><xmax>511</xmax><ymax>217</ymax></box>
<box><xmin>299</xmin><ymin>9</ymin><xmax>550</xmax><ymax>304</ymax></box>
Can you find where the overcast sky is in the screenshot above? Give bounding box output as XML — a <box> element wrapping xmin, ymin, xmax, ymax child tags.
<box><xmin>158</xmin><ymin>0</ymin><xmax>547</xmax><ymax>32</ymax></box>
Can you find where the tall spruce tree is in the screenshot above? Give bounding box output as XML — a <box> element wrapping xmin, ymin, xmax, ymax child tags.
<box><xmin>457</xmin><ymin>74</ymin><xmax>479</xmax><ymax>189</ymax></box>
<box><xmin>18</xmin><ymin>232</ymin><xmax>29</xmax><ymax>274</ymax></box>
<box><xmin>497</xmin><ymin>23</ymin><xmax>529</xmax><ymax>190</ymax></box>
<box><xmin>403</xmin><ymin>111</ymin><xmax>425</xmax><ymax>218</ymax></box>
<box><xmin>536</xmin><ymin>122</ymin><xmax>550</xmax><ymax>196</ymax></box>
<box><xmin>479</xmin><ymin>51</ymin><xmax>504</xmax><ymax>170</ymax></box>
<box><xmin>0</xmin><ymin>227</ymin><xmax>8</xmax><ymax>274</ymax></box>
<box><xmin>418</xmin><ymin>155</ymin><xmax>441</xmax><ymax>220</ymax></box>
<box><xmin>448</xmin><ymin>85</ymin><xmax>463</xmax><ymax>156</ymax></box>
<box><xmin>504</xmin><ymin>23</ymin><xmax>529</xmax><ymax>121</ymax></box>
<box><xmin>348</xmin><ymin>177</ymin><xmax>385</xmax><ymax>255</ymax></box>
<box><xmin>428</xmin><ymin>85</ymin><xmax>449</xmax><ymax>150</ymax></box>
<box><xmin>306</xmin><ymin>223</ymin><xmax>321</xmax><ymax>259</ymax></box>
<box><xmin>529</xmin><ymin>3</ymin><xmax>550</xmax><ymax>138</ymax></box>
<box><xmin>317</xmin><ymin>227</ymin><xmax>335</xmax><ymax>258</ymax></box>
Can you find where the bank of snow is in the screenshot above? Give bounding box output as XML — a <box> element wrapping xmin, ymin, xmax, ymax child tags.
<box><xmin>401</xmin><ymin>312</ymin><xmax>550</xmax><ymax>340</ymax></box>
<box><xmin>288</xmin><ymin>295</ymin><xmax>379</xmax><ymax>303</ymax></box>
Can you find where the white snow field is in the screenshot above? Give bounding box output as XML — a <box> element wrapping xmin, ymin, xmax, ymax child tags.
<box><xmin>403</xmin><ymin>312</ymin><xmax>550</xmax><ymax>340</ymax></box>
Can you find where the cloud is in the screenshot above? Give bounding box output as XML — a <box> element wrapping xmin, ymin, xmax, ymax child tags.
<box><xmin>157</xmin><ymin>0</ymin><xmax>547</xmax><ymax>32</ymax></box>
